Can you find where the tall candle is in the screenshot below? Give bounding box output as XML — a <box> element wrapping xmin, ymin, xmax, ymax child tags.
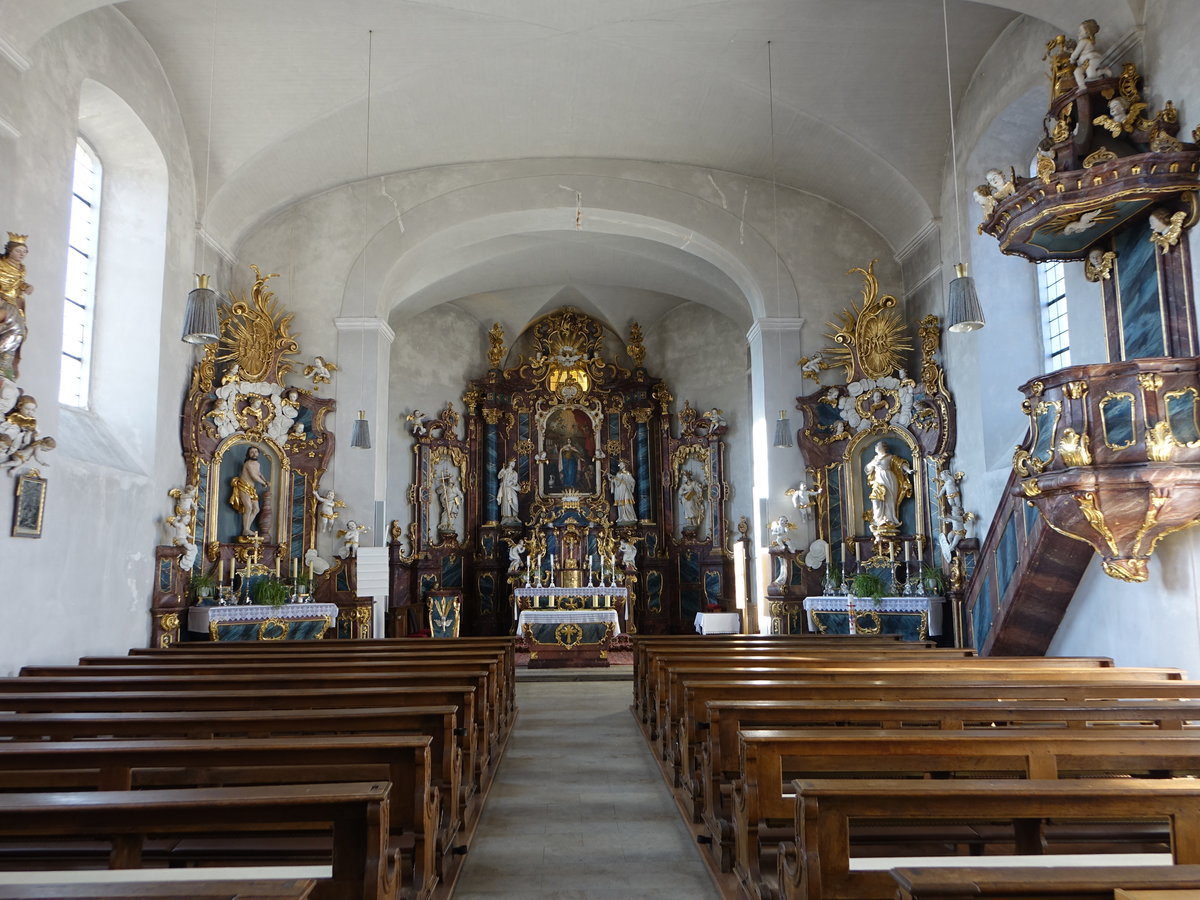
<box><xmin>308</xmin><ymin>561</ymin><xmax>314</xmax><ymax>581</ymax></box>
<box><xmin>292</xmin><ymin>557</ymin><xmax>298</xmax><ymax>580</ymax></box>
<box><xmin>218</xmin><ymin>558</ymin><xmax>224</xmax><ymax>584</ymax></box>
<box><xmin>588</xmin><ymin>554</ymin><xmax>593</xmax><ymax>572</ymax></box>
<box><xmin>274</xmin><ymin>557</ymin><xmax>280</xmax><ymax>577</ymax></box>
<box><xmin>917</xmin><ymin>538</ymin><xmax>924</xmax><ymax>564</ymax></box>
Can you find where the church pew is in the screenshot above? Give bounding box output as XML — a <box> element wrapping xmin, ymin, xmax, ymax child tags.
<box><xmin>889</xmin><ymin>864</ymin><xmax>1200</xmax><ymax>900</ymax></box>
<box><xmin>0</xmin><ymin>736</ymin><xmax>438</xmax><ymax>900</ymax></box>
<box><xmin>655</xmin><ymin>665</ymin><xmax>1187</xmax><ymax>768</ymax></box>
<box><xmin>630</xmin><ymin>635</ymin><xmax>937</xmax><ymax>721</ymax></box>
<box><xmin>776</xmin><ymin>778</ymin><xmax>1200</xmax><ymax>900</ymax></box>
<box><xmin>0</xmin><ymin>670</ymin><xmax>498</xmax><ymax>782</ymax></box>
<box><xmin>732</xmin><ymin>729</ymin><xmax>1200</xmax><ymax>898</ymax></box>
<box><xmin>692</xmin><ymin>697</ymin><xmax>1200</xmax><ymax>845</ymax></box>
<box><xmin>0</xmin><ymin>705</ymin><xmax>467</xmax><ymax>843</ymax></box>
<box><xmin>635</xmin><ymin>647</ymin><xmax>977</xmax><ymax>725</ymax></box>
<box><xmin>0</xmin><ymin>782</ymin><xmax>392</xmax><ymax>900</ymax></box>
<box><xmin>646</xmin><ymin>656</ymin><xmax>1138</xmax><ymax>744</ymax></box>
<box><xmin>0</xmin><ymin>686</ymin><xmax>484</xmax><ymax>807</ymax></box>
<box><xmin>126</xmin><ymin>639</ymin><xmax>518</xmax><ymax>731</ymax></box>
<box><xmin>21</xmin><ymin>660</ymin><xmax>508</xmax><ymax>762</ymax></box>
<box><xmin>0</xmin><ymin>880</ymin><xmax>318</xmax><ymax>900</ymax></box>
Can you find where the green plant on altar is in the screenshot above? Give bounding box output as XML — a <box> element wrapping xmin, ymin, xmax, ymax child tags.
<box><xmin>252</xmin><ymin>577</ymin><xmax>291</xmax><ymax>607</ymax></box>
<box><xmin>850</xmin><ymin>572</ymin><xmax>886</xmax><ymax>606</ymax></box>
<box><xmin>189</xmin><ymin>569</ymin><xmax>217</xmax><ymax>602</ymax></box>
<box><xmin>920</xmin><ymin>565</ymin><xmax>948</xmax><ymax>596</ymax></box>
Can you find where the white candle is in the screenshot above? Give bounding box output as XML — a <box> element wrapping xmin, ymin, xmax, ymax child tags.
<box><xmin>218</xmin><ymin>558</ymin><xmax>224</xmax><ymax>584</ymax></box>
<box><xmin>588</xmin><ymin>554</ymin><xmax>593</xmax><ymax>572</ymax></box>
<box><xmin>903</xmin><ymin>541</ymin><xmax>910</xmax><ymax>564</ymax></box>
<box><xmin>917</xmin><ymin>538</ymin><xmax>924</xmax><ymax>564</ymax></box>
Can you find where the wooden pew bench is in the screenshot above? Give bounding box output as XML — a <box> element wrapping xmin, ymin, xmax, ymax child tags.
<box><xmin>2</xmin><ymin>670</ymin><xmax>497</xmax><ymax>784</ymax></box>
<box><xmin>0</xmin><ymin>782</ymin><xmax>391</xmax><ymax>900</ymax></box>
<box><xmin>131</xmin><ymin>639</ymin><xmax>518</xmax><ymax>731</ymax></box>
<box><xmin>651</xmin><ymin>659</ymin><xmax>1157</xmax><ymax>754</ymax></box>
<box><xmin>0</xmin><ymin>735</ymin><xmax>438</xmax><ymax>900</ymax></box>
<box><xmin>0</xmin><ymin>705</ymin><xmax>467</xmax><ymax>841</ymax></box>
<box><xmin>0</xmin><ymin>685</ymin><xmax>486</xmax><ymax>804</ymax></box>
<box><xmin>79</xmin><ymin>646</ymin><xmax>516</xmax><ymax>738</ymax></box>
<box><xmin>659</xmin><ymin>669</ymin><xmax>1194</xmax><ymax>783</ymax></box>
<box><xmin>691</xmin><ymin>697</ymin><xmax>1200</xmax><ymax>842</ymax></box>
<box><xmin>776</xmin><ymin>778</ymin><xmax>1200</xmax><ymax>900</ymax></box>
<box><xmin>0</xmin><ymin>879</ymin><xmax>318</xmax><ymax>900</ymax></box>
<box><xmin>889</xmin><ymin>864</ymin><xmax>1200</xmax><ymax>900</ymax></box>
<box><xmin>732</xmin><ymin>729</ymin><xmax>1200</xmax><ymax>899</ymax></box>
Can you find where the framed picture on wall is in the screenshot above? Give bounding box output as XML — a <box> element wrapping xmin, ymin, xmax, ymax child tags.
<box><xmin>12</xmin><ymin>471</ymin><xmax>46</xmax><ymax>538</ymax></box>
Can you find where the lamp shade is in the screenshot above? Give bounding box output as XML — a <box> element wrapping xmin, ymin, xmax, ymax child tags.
<box><xmin>350</xmin><ymin>410</ymin><xmax>372</xmax><ymax>449</ymax></box>
<box><xmin>772</xmin><ymin>410</ymin><xmax>794</xmax><ymax>448</ymax></box>
<box><xmin>947</xmin><ymin>263</ymin><xmax>986</xmax><ymax>333</ymax></box>
<box><xmin>181</xmin><ymin>274</ymin><xmax>220</xmax><ymax>344</ymax></box>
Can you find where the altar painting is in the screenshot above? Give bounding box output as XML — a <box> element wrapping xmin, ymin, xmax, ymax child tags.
<box><xmin>537</xmin><ymin>405</ymin><xmax>600</xmax><ymax>497</ymax></box>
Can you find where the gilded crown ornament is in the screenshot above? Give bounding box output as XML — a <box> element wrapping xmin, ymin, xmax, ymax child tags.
<box><xmin>5</xmin><ymin>233</ymin><xmax>27</xmax><ymax>245</ymax></box>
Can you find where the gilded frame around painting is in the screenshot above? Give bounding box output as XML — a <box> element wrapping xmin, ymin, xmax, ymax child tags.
<box><xmin>11</xmin><ymin>471</ymin><xmax>46</xmax><ymax>538</ymax></box>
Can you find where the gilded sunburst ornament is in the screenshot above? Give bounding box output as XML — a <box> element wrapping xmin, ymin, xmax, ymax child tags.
<box><xmin>218</xmin><ymin>266</ymin><xmax>299</xmax><ymax>384</ymax></box>
<box><xmin>822</xmin><ymin>260</ymin><xmax>912</xmax><ymax>380</ymax></box>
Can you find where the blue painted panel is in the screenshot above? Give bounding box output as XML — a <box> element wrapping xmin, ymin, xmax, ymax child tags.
<box><xmin>158</xmin><ymin>559</ymin><xmax>173</xmax><ymax>592</ymax></box>
<box><xmin>478</xmin><ymin>573</ymin><xmax>495</xmax><ymax>615</ymax></box>
<box><xmin>1115</xmin><ymin>226</ymin><xmax>1166</xmax><ymax>359</ymax></box>
<box><xmin>1168</xmin><ymin>391</ymin><xmax>1200</xmax><ymax>444</ymax></box>
<box><xmin>291</xmin><ymin>474</ymin><xmax>306</xmax><ymax>561</ymax></box>
<box><xmin>680</xmin><ymin>586</ymin><xmax>703</xmax><ymax>620</ymax></box>
<box><xmin>419</xmin><ymin>574</ymin><xmax>439</xmax><ymax>601</ymax></box>
<box><xmin>646</xmin><ymin>571</ymin><xmax>663</xmax><ymax>613</ymax></box>
<box><xmin>679</xmin><ymin>549</ymin><xmax>699</xmax><ymax>582</ymax></box>
<box><xmin>635</xmin><ymin>422</ymin><xmax>651</xmax><ymax>520</ymax></box>
<box><xmin>972</xmin><ymin>574</ymin><xmax>994</xmax><ymax>651</ymax></box>
<box><xmin>194</xmin><ymin>477</ymin><xmax>209</xmax><ymax>547</ymax></box>
<box><xmin>442</xmin><ymin>554</ymin><xmax>462</xmax><ymax>588</ymax></box>
<box><xmin>704</xmin><ymin>570</ymin><xmax>721</xmax><ymax>604</ymax></box>
<box><xmin>485</xmin><ymin>425</ymin><xmax>499</xmax><ymax>522</ymax></box>
<box><xmin>1023</xmin><ymin>498</ymin><xmax>1039</xmax><ymax>537</ymax></box>
<box><xmin>995</xmin><ymin>514</ymin><xmax>1019</xmax><ymax>601</ymax></box>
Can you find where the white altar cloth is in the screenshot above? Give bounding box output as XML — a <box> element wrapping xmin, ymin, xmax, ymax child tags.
<box><xmin>512</xmin><ymin>586</ymin><xmax>628</xmax><ymax>628</ymax></box>
<box><xmin>801</xmin><ymin>595</ymin><xmax>943</xmax><ymax>636</ymax></box>
<box><xmin>188</xmin><ymin>602</ymin><xmax>339</xmax><ymax>633</ymax></box>
<box><xmin>694</xmin><ymin>612</ymin><xmax>742</xmax><ymax>634</ymax></box>
<box><xmin>516</xmin><ymin>608</ymin><xmax>621</xmax><ymax>634</ymax></box>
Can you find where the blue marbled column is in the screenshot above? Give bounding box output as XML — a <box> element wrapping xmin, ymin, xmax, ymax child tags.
<box><xmin>635</xmin><ymin>419</ymin><xmax>651</xmax><ymax>521</ymax></box>
<box><xmin>485</xmin><ymin>422</ymin><xmax>499</xmax><ymax>523</ymax></box>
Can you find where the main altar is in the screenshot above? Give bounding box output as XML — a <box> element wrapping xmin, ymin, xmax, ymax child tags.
<box><xmin>388</xmin><ymin>307</ymin><xmax>736</xmax><ymax>645</ymax></box>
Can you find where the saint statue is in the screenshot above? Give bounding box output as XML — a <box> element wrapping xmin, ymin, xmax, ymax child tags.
<box><xmin>229</xmin><ymin>446</ymin><xmax>269</xmax><ymax>536</ymax></box>
<box><xmin>497</xmin><ymin>458</ymin><xmax>520</xmax><ymax>522</ymax></box>
<box><xmin>679</xmin><ymin>470</ymin><xmax>707</xmax><ymax>531</ymax></box>
<box><xmin>436</xmin><ymin>469</ymin><xmax>463</xmax><ymax>532</ymax></box>
<box><xmin>864</xmin><ymin>441</ymin><xmax>913</xmax><ymax>537</ymax></box>
<box><xmin>611</xmin><ymin>460</ymin><xmax>637</xmax><ymax>524</ymax></box>
<box><xmin>0</xmin><ymin>234</ymin><xmax>34</xmax><ymax>380</ymax></box>
<box><xmin>558</xmin><ymin>439</ymin><xmax>583</xmax><ymax>491</ymax></box>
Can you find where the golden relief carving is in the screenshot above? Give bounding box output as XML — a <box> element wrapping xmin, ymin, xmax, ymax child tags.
<box><xmin>487</xmin><ymin>323</ymin><xmax>506</xmax><ymax>369</ymax></box>
<box><xmin>1082</xmin><ymin>147</ymin><xmax>1117</xmax><ymax>169</ymax></box>
<box><xmin>917</xmin><ymin>315</ymin><xmax>944</xmax><ymax>395</ymax></box>
<box><xmin>462</xmin><ymin>388</ymin><xmax>483</xmax><ymax>415</ymax></box>
<box><xmin>482</xmin><ymin>408</ymin><xmax>503</xmax><ymax>426</ymax></box>
<box><xmin>1138</xmin><ymin>372</ymin><xmax>1164</xmax><ymax>393</ymax></box>
<box><xmin>1021</xmin><ymin>478</ymin><xmax>1042</xmax><ymax>497</ymax></box>
<box><xmin>822</xmin><ymin>260</ymin><xmax>912</xmax><ymax>381</ymax></box>
<box><xmin>652</xmin><ymin>383</ymin><xmax>673</xmax><ymax>415</ymax></box>
<box><xmin>1146</xmin><ymin>420</ymin><xmax>1177</xmax><ymax>461</ymax></box>
<box><xmin>1058</xmin><ymin>428</ymin><xmax>1093</xmax><ymax>467</ymax></box>
<box><xmin>626</xmin><ymin>321</ymin><xmax>646</xmax><ymax>367</ymax></box>
<box><xmin>1063</xmin><ymin>381</ymin><xmax>1088</xmax><ymax>400</ymax></box>
<box><xmin>525</xmin><ymin>308</ymin><xmax>611</xmax><ymax>401</ymax></box>
<box><xmin>1084</xmin><ymin>250</ymin><xmax>1116</xmax><ymax>282</ymax></box>
<box><xmin>219</xmin><ymin>267</ymin><xmax>299</xmax><ymax>384</ymax></box>
<box><xmin>1075</xmin><ymin>491</ymin><xmax>1120</xmax><ymax>556</ymax></box>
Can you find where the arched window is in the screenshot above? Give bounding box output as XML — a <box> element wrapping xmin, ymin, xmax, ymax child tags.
<box><xmin>61</xmin><ymin>138</ymin><xmax>102</xmax><ymax>407</ymax></box>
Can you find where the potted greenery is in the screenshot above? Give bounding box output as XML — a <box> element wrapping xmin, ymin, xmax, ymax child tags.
<box><xmin>850</xmin><ymin>571</ymin><xmax>887</xmax><ymax>607</ymax></box>
<box><xmin>920</xmin><ymin>565</ymin><xmax>947</xmax><ymax>596</ymax></box>
<box><xmin>189</xmin><ymin>570</ymin><xmax>217</xmax><ymax>604</ymax></box>
<box><xmin>252</xmin><ymin>576</ymin><xmax>291</xmax><ymax>607</ymax></box>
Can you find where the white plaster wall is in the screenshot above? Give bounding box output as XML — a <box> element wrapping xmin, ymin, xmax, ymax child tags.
<box><xmin>0</xmin><ymin>7</ymin><xmax>196</xmax><ymax>673</ymax></box>
<box><xmin>643</xmin><ymin>303</ymin><xmax>752</xmax><ymax>535</ymax></box>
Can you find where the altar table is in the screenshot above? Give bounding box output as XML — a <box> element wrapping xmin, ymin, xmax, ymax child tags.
<box><xmin>188</xmin><ymin>603</ymin><xmax>339</xmax><ymax>641</ymax></box>
<box><xmin>516</xmin><ymin>608</ymin><xmax>619</xmax><ymax>668</ymax></box>
<box><xmin>694</xmin><ymin>612</ymin><xmax>742</xmax><ymax>634</ymax></box>
<box><xmin>802</xmin><ymin>595</ymin><xmax>943</xmax><ymax>641</ymax></box>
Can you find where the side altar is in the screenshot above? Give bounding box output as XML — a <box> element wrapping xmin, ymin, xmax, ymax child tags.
<box><xmin>388</xmin><ymin>307</ymin><xmax>737</xmax><ymax>641</ymax></box>
<box><xmin>150</xmin><ymin>269</ymin><xmax>372</xmax><ymax>647</ymax></box>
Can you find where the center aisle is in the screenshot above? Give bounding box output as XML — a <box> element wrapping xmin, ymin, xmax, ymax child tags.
<box><xmin>454</xmin><ymin>675</ymin><xmax>720</xmax><ymax>899</ymax></box>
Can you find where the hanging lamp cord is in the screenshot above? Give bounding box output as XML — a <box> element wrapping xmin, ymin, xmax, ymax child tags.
<box><xmin>942</xmin><ymin>0</ymin><xmax>966</xmax><ymax>264</ymax></box>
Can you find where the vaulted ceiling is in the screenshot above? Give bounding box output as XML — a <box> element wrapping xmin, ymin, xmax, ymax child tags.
<box><xmin>1</xmin><ymin>0</ymin><xmax>1144</xmax><ymax>316</ymax></box>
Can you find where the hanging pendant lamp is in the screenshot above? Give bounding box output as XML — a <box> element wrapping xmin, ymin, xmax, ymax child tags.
<box><xmin>350</xmin><ymin>409</ymin><xmax>372</xmax><ymax>449</ymax></box>
<box><xmin>942</xmin><ymin>0</ymin><xmax>986</xmax><ymax>332</ymax></box>
<box><xmin>182</xmin><ymin>273</ymin><xmax>220</xmax><ymax>344</ymax></box>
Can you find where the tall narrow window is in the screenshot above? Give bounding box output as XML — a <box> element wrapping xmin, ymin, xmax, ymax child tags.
<box><xmin>61</xmin><ymin>138</ymin><xmax>102</xmax><ymax>407</ymax></box>
<box><xmin>1038</xmin><ymin>260</ymin><xmax>1070</xmax><ymax>370</ymax></box>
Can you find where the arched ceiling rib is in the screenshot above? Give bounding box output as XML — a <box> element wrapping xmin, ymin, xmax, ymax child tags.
<box><xmin>1</xmin><ymin>0</ymin><xmax>1112</xmax><ymax>252</ymax></box>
